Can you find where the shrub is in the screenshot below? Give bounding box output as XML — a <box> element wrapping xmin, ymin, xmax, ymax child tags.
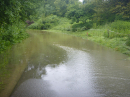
<box><xmin>28</xmin><ymin>15</ymin><xmax>59</xmax><ymax>30</ymax></box>
<box><xmin>71</xmin><ymin>22</ymin><xmax>92</xmax><ymax>32</ymax></box>
<box><xmin>28</xmin><ymin>23</ymin><xmax>39</xmax><ymax>29</ymax></box>
<box><xmin>0</xmin><ymin>22</ymin><xmax>28</xmax><ymax>53</ymax></box>
<box><xmin>111</xmin><ymin>21</ymin><xmax>130</xmax><ymax>34</ymax></box>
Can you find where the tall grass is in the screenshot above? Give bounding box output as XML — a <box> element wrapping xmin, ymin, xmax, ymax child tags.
<box><xmin>87</xmin><ymin>21</ymin><xmax>130</xmax><ymax>39</ymax></box>
<box><xmin>110</xmin><ymin>20</ymin><xmax>130</xmax><ymax>34</ymax></box>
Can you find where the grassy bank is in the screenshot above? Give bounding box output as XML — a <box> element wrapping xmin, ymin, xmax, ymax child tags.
<box><xmin>44</xmin><ymin>18</ymin><xmax>130</xmax><ymax>57</ymax></box>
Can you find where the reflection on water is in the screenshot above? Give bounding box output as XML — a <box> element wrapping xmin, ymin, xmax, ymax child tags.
<box><xmin>0</xmin><ymin>30</ymin><xmax>130</xmax><ymax>97</ymax></box>
<box><xmin>42</xmin><ymin>46</ymin><xmax>99</xmax><ymax>97</ymax></box>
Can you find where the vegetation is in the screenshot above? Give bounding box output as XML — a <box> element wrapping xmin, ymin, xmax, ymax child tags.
<box><xmin>28</xmin><ymin>15</ymin><xmax>59</xmax><ymax>30</ymax></box>
<box><xmin>1</xmin><ymin>0</ymin><xmax>129</xmax><ymax>55</ymax></box>
<box><xmin>1</xmin><ymin>0</ymin><xmax>130</xmax><ymax>53</ymax></box>
<box><xmin>0</xmin><ymin>0</ymin><xmax>44</xmax><ymax>53</ymax></box>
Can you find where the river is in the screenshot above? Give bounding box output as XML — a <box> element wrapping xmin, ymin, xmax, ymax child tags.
<box><xmin>0</xmin><ymin>30</ymin><xmax>130</xmax><ymax>97</ymax></box>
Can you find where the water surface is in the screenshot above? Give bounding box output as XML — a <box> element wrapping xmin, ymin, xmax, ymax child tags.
<box><xmin>1</xmin><ymin>30</ymin><xmax>130</xmax><ymax>97</ymax></box>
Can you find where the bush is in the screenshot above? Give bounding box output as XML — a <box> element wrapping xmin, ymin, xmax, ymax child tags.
<box><xmin>71</xmin><ymin>22</ymin><xmax>92</xmax><ymax>32</ymax></box>
<box><xmin>28</xmin><ymin>15</ymin><xmax>59</xmax><ymax>30</ymax></box>
<box><xmin>0</xmin><ymin>22</ymin><xmax>28</xmax><ymax>53</ymax></box>
<box><xmin>38</xmin><ymin>24</ymin><xmax>44</xmax><ymax>29</ymax></box>
<box><xmin>111</xmin><ymin>21</ymin><xmax>130</xmax><ymax>34</ymax></box>
<box><xmin>28</xmin><ymin>23</ymin><xmax>39</xmax><ymax>29</ymax></box>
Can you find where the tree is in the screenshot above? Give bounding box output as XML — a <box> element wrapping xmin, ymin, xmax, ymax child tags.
<box><xmin>66</xmin><ymin>2</ymin><xmax>95</xmax><ymax>23</ymax></box>
<box><xmin>54</xmin><ymin>0</ymin><xmax>68</xmax><ymax>16</ymax></box>
<box><xmin>0</xmin><ymin>0</ymin><xmax>44</xmax><ymax>53</ymax></box>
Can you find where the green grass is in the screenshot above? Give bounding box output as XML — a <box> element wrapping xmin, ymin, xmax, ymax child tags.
<box><xmin>110</xmin><ymin>20</ymin><xmax>130</xmax><ymax>34</ymax></box>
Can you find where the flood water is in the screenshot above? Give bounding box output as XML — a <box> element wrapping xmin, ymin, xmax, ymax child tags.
<box><xmin>1</xmin><ymin>30</ymin><xmax>130</xmax><ymax>97</ymax></box>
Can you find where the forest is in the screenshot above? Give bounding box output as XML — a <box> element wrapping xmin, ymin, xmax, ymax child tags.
<box><xmin>0</xmin><ymin>0</ymin><xmax>130</xmax><ymax>54</ymax></box>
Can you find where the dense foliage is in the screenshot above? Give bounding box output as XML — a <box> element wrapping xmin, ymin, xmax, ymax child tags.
<box><xmin>30</xmin><ymin>0</ymin><xmax>130</xmax><ymax>29</ymax></box>
<box><xmin>1</xmin><ymin>0</ymin><xmax>130</xmax><ymax>54</ymax></box>
<box><xmin>28</xmin><ymin>15</ymin><xmax>59</xmax><ymax>30</ymax></box>
<box><xmin>0</xmin><ymin>0</ymin><xmax>43</xmax><ymax>53</ymax></box>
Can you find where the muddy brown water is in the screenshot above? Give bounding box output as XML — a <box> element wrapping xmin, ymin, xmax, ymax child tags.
<box><xmin>0</xmin><ymin>30</ymin><xmax>130</xmax><ymax>97</ymax></box>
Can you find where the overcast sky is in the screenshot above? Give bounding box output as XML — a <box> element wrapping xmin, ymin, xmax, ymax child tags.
<box><xmin>79</xmin><ymin>0</ymin><xmax>83</xmax><ymax>2</ymax></box>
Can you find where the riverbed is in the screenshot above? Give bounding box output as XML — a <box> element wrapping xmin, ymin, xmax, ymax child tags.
<box><xmin>0</xmin><ymin>30</ymin><xmax>130</xmax><ymax>97</ymax></box>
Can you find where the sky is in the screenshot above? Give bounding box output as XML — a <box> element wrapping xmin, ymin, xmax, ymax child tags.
<box><xmin>79</xmin><ymin>0</ymin><xmax>83</xmax><ymax>2</ymax></box>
